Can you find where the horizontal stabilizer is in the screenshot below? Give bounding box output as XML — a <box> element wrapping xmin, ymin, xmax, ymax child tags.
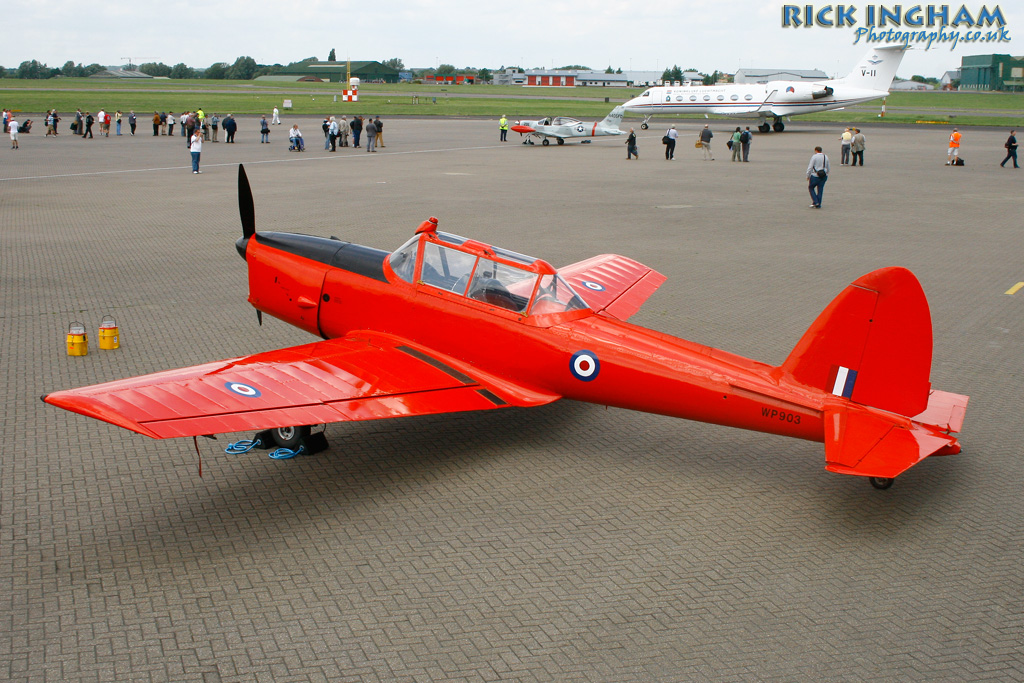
<box><xmin>824</xmin><ymin>404</ymin><xmax>959</xmax><ymax>479</ymax></box>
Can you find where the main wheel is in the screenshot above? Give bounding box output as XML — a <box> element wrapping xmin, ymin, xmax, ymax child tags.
<box><xmin>270</xmin><ymin>425</ymin><xmax>310</xmax><ymax>449</ymax></box>
<box><xmin>758</xmin><ymin>122</ymin><xmax>770</xmax><ymax>133</ymax></box>
<box><xmin>556</xmin><ymin>138</ymin><xmax>565</xmax><ymax>145</ymax></box>
<box><xmin>641</xmin><ymin>123</ymin><xmax>649</xmax><ymax>130</ymax></box>
<box><xmin>773</xmin><ymin>120</ymin><xmax>785</xmax><ymax>132</ymax></box>
<box><xmin>542</xmin><ymin>138</ymin><xmax>550</xmax><ymax>146</ymax></box>
<box><xmin>869</xmin><ymin>477</ymin><xmax>894</xmax><ymax>490</ymax></box>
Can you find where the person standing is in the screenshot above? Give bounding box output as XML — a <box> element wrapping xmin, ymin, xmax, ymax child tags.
<box><xmin>499</xmin><ymin>114</ymin><xmax>509</xmax><ymax>142</ymax></box>
<box><xmin>322</xmin><ymin>117</ymin><xmax>331</xmax><ymax>149</ymax></box>
<box><xmin>82</xmin><ymin>112</ymin><xmax>95</xmax><ymax>138</ymax></box>
<box><xmin>167</xmin><ymin>112</ymin><xmax>175</xmax><ymax>137</ymax></box>
<box><xmin>741</xmin><ymin>126</ymin><xmax>752</xmax><ymax>162</ymax></box>
<box><xmin>160</xmin><ymin>112</ymin><xmax>167</xmax><ymax>135</ymax></box>
<box><xmin>839</xmin><ymin>127</ymin><xmax>852</xmax><ymax>165</ymax></box>
<box><xmin>947</xmin><ymin>128</ymin><xmax>962</xmax><ymax>165</ymax></box>
<box><xmin>374</xmin><ymin>116</ymin><xmax>384</xmax><ymax>148</ymax></box>
<box><xmin>259</xmin><ymin>116</ymin><xmax>269</xmax><ymax>143</ymax></box>
<box><xmin>664</xmin><ymin>124</ymin><xmax>678</xmax><ymax>160</ymax></box>
<box><xmin>339</xmin><ymin>116</ymin><xmax>349</xmax><ymax>147</ymax></box>
<box><xmin>97</xmin><ymin>109</ymin><xmax>106</xmax><ymax>136</ymax></box>
<box><xmin>115</xmin><ymin>110</ymin><xmax>123</xmax><ymax>136</ymax></box>
<box><xmin>699</xmin><ymin>124</ymin><xmax>714</xmax><ymax>161</ymax></box>
<box><xmin>850</xmin><ymin>128</ymin><xmax>866</xmax><ymax>166</ymax></box>
<box><xmin>1000</xmin><ymin>129</ymin><xmax>1018</xmax><ymax>168</ymax></box>
<box><xmin>626</xmin><ymin>128</ymin><xmax>638</xmax><ymax>160</ymax></box>
<box><xmin>272</xmin><ymin>107</ymin><xmax>281</xmax><ymax>125</ymax></box>
<box><xmin>74</xmin><ymin>109</ymin><xmax>84</xmax><ymax>135</ymax></box>
<box><xmin>8</xmin><ymin>116</ymin><xmax>19</xmax><ymax>149</ymax></box>
<box><xmin>730</xmin><ymin>127</ymin><xmax>742</xmax><ymax>162</ymax></box>
<box><xmin>210</xmin><ymin>114</ymin><xmax>220</xmax><ymax>142</ymax></box>
<box><xmin>223</xmin><ymin>115</ymin><xmax>237</xmax><ymax>143</ymax></box>
<box><xmin>350</xmin><ymin>116</ymin><xmax>363</xmax><ymax>148</ymax></box>
<box><xmin>328</xmin><ymin>117</ymin><xmax>339</xmax><ymax>151</ymax></box>
<box><xmin>129</xmin><ymin>111</ymin><xmax>137</xmax><ymax>136</ymax></box>
<box><xmin>189</xmin><ymin>128</ymin><xmax>202</xmax><ymax>174</ymax></box>
<box><xmin>365</xmin><ymin>117</ymin><xmax>378</xmax><ymax>152</ymax></box>
<box><xmin>806</xmin><ymin>146</ymin><xmax>830</xmax><ymax>209</ymax></box>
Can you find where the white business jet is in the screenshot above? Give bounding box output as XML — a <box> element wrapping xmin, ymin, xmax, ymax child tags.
<box><xmin>623</xmin><ymin>46</ymin><xmax>907</xmax><ymax>132</ymax></box>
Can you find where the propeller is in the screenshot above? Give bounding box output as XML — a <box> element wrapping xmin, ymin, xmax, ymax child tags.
<box><xmin>238</xmin><ymin>164</ymin><xmax>255</xmax><ymax>239</ymax></box>
<box><xmin>236</xmin><ymin>164</ymin><xmax>261</xmax><ymax>327</ymax></box>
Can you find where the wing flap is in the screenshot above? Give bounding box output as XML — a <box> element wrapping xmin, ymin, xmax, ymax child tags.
<box><xmin>559</xmin><ymin>254</ymin><xmax>666</xmax><ymax>321</ymax></box>
<box><xmin>45</xmin><ymin>334</ymin><xmax>560</xmax><ymax>439</ymax></box>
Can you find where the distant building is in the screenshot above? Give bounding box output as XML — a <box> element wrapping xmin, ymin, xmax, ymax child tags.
<box><xmin>890</xmin><ymin>79</ymin><xmax>935</xmax><ymax>91</ymax></box>
<box><xmin>524</xmin><ymin>71</ymin><xmax>576</xmax><ymax>87</ymax></box>
<box><xmin>960</xmin><ymin>54</ymin><xmax>1024</xmax><ymax>91</ymax></box>
<box><xmin>940</xmin><ymin>69</ymin><xmax>961</xmax><ymax>89</ymax></box>
<box><xmin>264</xmin><ymin>60</ymin><xmax>399</xmax><ymax>84</ymax></box>
<box><xmin>575</xmin><ymin>70</ymin><xmax>664</xmax><ymax>87</ymax></box>
<box><xmin>493</xmin><ymin>69</ymin><xmax>526</xmax><ymax>86</ymax></box>
<box><xmin>733</xmin><ymin>68</ymin><xmax>828</xmax><ymax>84</ymax></box>
<box><xmin>88</xmin><ymin>68</ymin><xmax>153</xmax><ymax>79</ymax></box>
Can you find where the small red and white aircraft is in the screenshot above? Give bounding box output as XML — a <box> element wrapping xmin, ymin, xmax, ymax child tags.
<box><xmin>45</xmin><ymin>166</ymin><xmax>968</xmax><ymax>489</ymax></box>
<box><xmin>511</xmin><ymin>106</ymin><xmax>625</xmax><ymax>145</ymax></box>
<box><xmin>623</xmin><ymin>46</ymin><xmax>907</xmax><ymax>132</ymax></box>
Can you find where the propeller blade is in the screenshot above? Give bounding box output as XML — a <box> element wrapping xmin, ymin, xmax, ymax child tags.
<box><xmin>257</xmin><ymin>310</ymin><xmax>263</xmax><ymax>326</ymax></box>
<box><xmin>238</xmin><ymin>164</ymin><xmax>255</xmax><ymax>239</ymax></box>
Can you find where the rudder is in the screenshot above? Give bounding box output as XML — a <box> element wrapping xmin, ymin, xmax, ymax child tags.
<box><xmin>779</xmin><ymin>267</ymin><xmax>932</xmax><ymax>417</ymax></box>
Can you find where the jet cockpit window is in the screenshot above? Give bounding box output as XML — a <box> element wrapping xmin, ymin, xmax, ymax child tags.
<box><xmin>642</xmin><ymin>90</ymin><xmax>650</xmax><ymax>98</ymax></box>
<box><xmin>389</xmin><ymin>236</ymin><xmax>419</xmax><ymax>283</ymax></box>
<box><xmin>529</xmin><ymin>274</ymin><xmax>588</xmax><ymax>316</ymax></box>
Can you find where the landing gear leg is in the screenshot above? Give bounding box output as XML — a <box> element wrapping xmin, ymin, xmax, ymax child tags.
<box><xmin>869</xmin><ymin>477</ymin><xmax>894</xmax><ymax>490</ymax></box>
<box><xmin>640</xmin><ymin>115</ymin><xmax>652</xmax><ymax>130</ymax></box>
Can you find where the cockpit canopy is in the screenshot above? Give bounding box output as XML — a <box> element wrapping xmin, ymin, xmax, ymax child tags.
<box><xmin>549</xmin><ymin>116</ymin><xmax>581</xmax><ymax>127</ymax></box>
<box><xmin>388</xmin><ymin>224</ymin><xmax>589</xmax><ymax>316</ymax></box>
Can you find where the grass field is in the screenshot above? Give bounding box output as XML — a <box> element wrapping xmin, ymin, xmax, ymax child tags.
<box><xmin>2</xmin><ymin>79</ymin><xmax>1021</xmax><ymax>126</ymax></box>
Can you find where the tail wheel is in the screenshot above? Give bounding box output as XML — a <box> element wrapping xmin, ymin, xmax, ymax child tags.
<box><xmin>869</xmin><ymin>477</ymin><xmax>894</xmax><ymax>490</ymax></box>
<box><xmin>271</xmin><ymin>425</ymin><xmax>311</xmax><ymax>449</ymax></box>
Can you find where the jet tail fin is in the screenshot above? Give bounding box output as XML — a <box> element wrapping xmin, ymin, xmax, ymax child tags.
<box><xmin>778</xmin><ymin>267</ymin><xmax>968</xmax><ymax>479</ymax></box>
<box><xmin>599</xmin><ymin>106</ymin><xmax>625</xmax><ymax>131</ymax></box>
<box><xmin>830</xmin><ymin>45</ymin><xmax>908</xmax><ymax>91</ymax></box>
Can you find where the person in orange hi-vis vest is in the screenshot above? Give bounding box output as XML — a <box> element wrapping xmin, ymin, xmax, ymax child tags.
<box><xmin>947</xmin><ymin>128</ymin><xmax>962</xmax><ymax>165</ymax></box>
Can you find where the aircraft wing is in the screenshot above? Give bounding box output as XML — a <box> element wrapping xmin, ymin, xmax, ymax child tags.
<box><xmin>558</xmin><ymin>254</ymin><xmax>667</xmax><ymax>321</ymax></box>
<box><xmin>44</xmin><ymin>333</ymin><xmax>560</xmax><ymax>439</ymax></box>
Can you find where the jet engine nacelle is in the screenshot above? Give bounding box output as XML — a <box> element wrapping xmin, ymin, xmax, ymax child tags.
<box><xmin>771</xmin><ymin>83</ymin><xmax>835</xmax><ymax>102</ymax></box>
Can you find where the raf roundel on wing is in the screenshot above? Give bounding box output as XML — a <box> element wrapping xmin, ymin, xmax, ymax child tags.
<box><xmin>225</xmin><ymin>382</ymin><xmax>262</xmax><ymax>397</ymax></box>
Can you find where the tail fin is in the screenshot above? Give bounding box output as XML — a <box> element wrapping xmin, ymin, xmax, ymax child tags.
<box><xmin>830</xmin><ymin>45</ymin><xmax>908</xmax><ymax>91</ymax></box>
<box><xmin>780</xmin><ymin>266</ymin><xmax>932</xmax><ymax>417</ymax></box>
<box><xmin>599</xmin><ymin>106</ymin><xmax>625</xmax><ymax>131</ymax></box>
<box><xmin>780</xmin><ymin>267</ymin><xmax>968</xmax><ymax>479</ymax></box>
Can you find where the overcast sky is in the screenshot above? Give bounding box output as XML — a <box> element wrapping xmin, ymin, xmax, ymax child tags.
<box><xmin>3</xmin><ymin>1</ymin><xmax>1016</xmax><ymax>79</ymax></box>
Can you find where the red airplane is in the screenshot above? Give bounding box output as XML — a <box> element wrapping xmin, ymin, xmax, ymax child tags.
<box><xmin>45</xmin><ymin>166</ymin><xmax>968</xmax><ymax>489</ymax></box>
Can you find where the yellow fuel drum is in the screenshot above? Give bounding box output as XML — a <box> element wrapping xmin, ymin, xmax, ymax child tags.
<box><xmin>98</xmin><ymin>315</ymin><xmax>120</xmax><ymax>350</ymax></box>
<box><xmin>67</xmin><ymin>322</ymin><xmax>88</xmax><ymax>356</ymax></box>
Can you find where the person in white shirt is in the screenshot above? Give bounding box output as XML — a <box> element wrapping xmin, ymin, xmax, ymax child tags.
<box><xmin>167</xmin><ymin>113</ymin><xmax>176</xmax><ymax>137</ymax></box>
<box><xmin>272</xmin><ymin>107</ymin><xmax>281</xmax><ymax>125</ymax></box>
<box><xmin>9</xmin><ymin>117</ymin><xmax>20</xmax><ymax>149</ymax></box>
<box><xmin>289</xmin><ymin>124</ymin><xmax>304</xmax><ymax>151</ymax></box>
<box><xmin>805</xmin><ymin>146</ymin><xmax>831</xmax><ymax>208</ymax></box>
<box><xmin>190</xmin><ymin>130</ymin><xmax>203</xmax><ymax>173</ymax></box>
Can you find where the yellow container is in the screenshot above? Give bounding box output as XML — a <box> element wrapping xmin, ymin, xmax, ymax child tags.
<box><xmin>67</xmin><ymin>322</ymin><xmax>88</xmax><ymax>356</ymax></box>
<box><xmin>98</xmin><ymin>315</ymin><xmax>120</xmax><ymax>350</ymax></box>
